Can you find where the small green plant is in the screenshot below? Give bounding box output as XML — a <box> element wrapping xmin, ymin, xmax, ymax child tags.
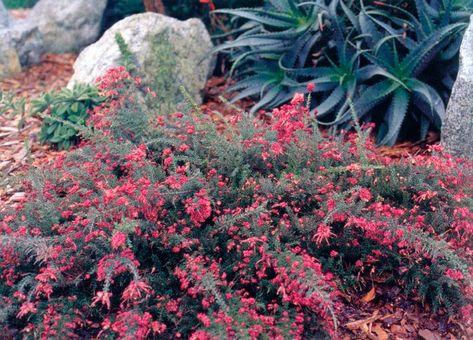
<box><xmin>0</xmin><ymin>91</ymin><xmax>26</xmax><ymax>117</ymax></box>
<box><xmin>115</xmin><ymin>32</ymin><xmax>137</xmax><ymax>74</ymax></box>
<box><xmin>31</xmin><ymin>84</ymin><xmax>104</xmax><ymax>150</ymax></box>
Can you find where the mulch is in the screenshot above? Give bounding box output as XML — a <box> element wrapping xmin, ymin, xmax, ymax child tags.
<box><xmin>0</xmin><ymin>53</ymin><xmax>471</xmax><ymax>339</ymax></box>
<box><xmin>0</xmin><ymin>53</ymin><xmax>75</xmax><ymax>209</ymax></box>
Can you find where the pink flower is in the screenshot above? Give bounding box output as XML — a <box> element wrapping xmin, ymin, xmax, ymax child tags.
<box><xmin>460</xmin><ymin>304</ymin><xmax>473</xmax><ymax>323</ymax></box>
<box><xmin>151</xmin><ymin>321</ymin><xmax>167</xmax><ymax>334</ymax></box>
<box><xmin>290</xmin><ymin>93</ymin><xmax>305</xmax><ymax>105</ymax></box>
<box><xmin>92</xmin><ymin>291</ymin><xmax>113</xmax><ymax>309</ymax></box>
<box><xmin>270</xmin><ymin>142</ymin><xmax>284</xmax><ymax>155</ymax></box>
<box><xmin>111</xmin><ymin>232</ymin><xmax>127</xmax><ymax>249</ymax></box>
<box><xmin>313</xmin><ymin>223</ymin><xmax>335</xmax><ymax>245</ymax></box>
<box><xmin>306</xmin><ymin>83</ymin><xmax>315</xmax><ymax>92</ymax></box>
<box><xmin>16</xmin><ymin>302</ymin><xmax>37</xmax><ymax>318</ymax></box>
<box><xmin>359</xmin><ymin>188</ymin><xmax>372</xmax><ymax>202</ymax></box>
<box><xmin>445</xmin><ymin>269</ymin><xmax>464</xmax><ymax>281</ymax></box>
<box><xmin>185</xmin><ymin>190</ymin><xmax>212</xmax><ymax>226</ymax></box>
<box><xmin>197</xmin><ymin>313</ymin><xmax>212</xmax><ymax>327</ymax></box>
<box><xmin>122</xmin><ymin>280</ymin><xmax>152</xmax><ymax>303</ymax></box>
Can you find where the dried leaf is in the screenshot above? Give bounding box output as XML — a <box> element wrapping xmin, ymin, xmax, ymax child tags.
<box><xmin>345</xmin><ymin>311</ymin><xmax>380</xmax><ymax>331</ymax></box>
<box><xmin>372</xmin><ymin>324</ymin><xmax>389</xmax><ymax>340</ymax></box>
<box><xmin>390</xmin><ymin>324</ymin><xmax>408</xmax><ymax>336</ymax></box>
<box><xmin>419</xmin><ymin>329</ymin><xmax>441</xmax><ymax>340</ymax></box>
<box><xmin>361</xmin><ymin>286</ymin><xmax>376</xmax><ymax>303</ymax></box>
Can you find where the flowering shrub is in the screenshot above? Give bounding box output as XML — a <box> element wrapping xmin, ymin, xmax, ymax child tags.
<box><xmin>1</xmin><ymin>67</ymin><xmax>472</xmax><ymax>338</ymax></box>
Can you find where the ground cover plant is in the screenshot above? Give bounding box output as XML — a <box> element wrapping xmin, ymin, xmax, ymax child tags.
<box><xmin>214</xmin><ymin>0</ymin><xmax>473</xmax><ymax>145</ymax></box>
<box><xmin>0</xmin><ymin>65</ymin><xmax>472</xmax><ymax>338</ymax></box>
<box><xmin>31</xmin><ymin>84</ymin><xmax>104</xmax><ymax>150</ymax></box>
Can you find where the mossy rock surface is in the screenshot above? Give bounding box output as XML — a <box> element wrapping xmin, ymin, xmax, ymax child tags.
<box><xmin>68</xmin><ymin>13</ymin><xmax>214</xmax><ymax>114</ymax></box>
<box><xmin>0</xmin><ymin>47</ymin><xmax>21</xmax><ymax>79</ymax></box>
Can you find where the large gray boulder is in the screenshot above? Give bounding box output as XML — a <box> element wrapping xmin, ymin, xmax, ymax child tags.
<box><xmin>4</xmin><ymin>20</ymin><xmax>43</xmax><ymax>66</ymax></box>
<box><xmin>442</xmin><ymin>15</ymin><xmax>473</xmax><ymax>159</ymax></box>
<box><xmin>0</xmin><ymin>20</ymin><xmax>43</xmax><ymax>78</ymax></box>
<box><xmin>0</xmin><ymin>1</ymin><xmax>9</xmax><ymax>28</ymax></box>
<box><xmin>28</xmin><ymin>0</ymin><xmax>107</xmax><ymax>53</ymax></box>
<box><xmin>68</xmin><ymin>13</ymin><xmax>214</xmax><ymax>114</ymax></box>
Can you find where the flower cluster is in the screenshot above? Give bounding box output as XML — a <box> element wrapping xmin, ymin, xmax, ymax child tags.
<box><xmin>0</xmin><ymin>67</ymin><xmax>472</xmax><ymax>338</ymax></box>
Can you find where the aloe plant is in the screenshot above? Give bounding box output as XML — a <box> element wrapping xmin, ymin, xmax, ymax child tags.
<box><xmin>214</xmin><ymin>0</ymin><xmax>472</xmax><ymax>145</ymax></box>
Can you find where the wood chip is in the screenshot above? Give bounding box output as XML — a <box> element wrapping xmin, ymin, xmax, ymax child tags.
<box><xmin>9</xmin><ymin>192</ymin><xmax>25</xmax><ymax>202</ymax></box>
<box><xmin>360</xmin><ymin>286</ymin><xmax>377</xmax><ymax>303</ymax></box>
<box><xmin>345</xmin><ymin>311</ymin><xmax>380</xmax><ymax>331</ymax></box>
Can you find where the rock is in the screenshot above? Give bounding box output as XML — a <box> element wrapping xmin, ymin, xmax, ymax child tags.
<box><xmin>6</xmin><ymin>20</ymin><xmax>43</xmax><ymax>66</ymax></box>
<box><xmin>442</xmin><ymin>15</ymin><xmax>473</xmax><ymax>159</ymax></box>
<box><xmin>28</xmin><ymin>0</ymin><xmax>107</xmax><ymax>53</ymax></box>
<box><xmin>69</xmin><ymin>13</ymin><xmax>214</xmax><ymax>114</ymax></box>
<box><xmin>0</xmin><ymin>1</ymin><xmax>10</xmax><ymax>28</ymax></box>
<box><xmin>0</xmin><ymin>19</ymin><xmax>43</xmax><ymax>78</ymax></box>
<box><xmin>0</xmin><ymin>40</ymin><xmax>21</xmax><ymax>78</ymax></box>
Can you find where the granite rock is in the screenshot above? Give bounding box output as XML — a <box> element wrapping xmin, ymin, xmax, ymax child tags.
<box><xmin>442</xmin><ymin>15</ymin><xmax>473</xmax><ymax>159</ymax></box>
<box><xmin>69</xmin><ymin>13</ymin><xmax>214</xmax><ymax>114</ymax></box>
<box><xmin>28</xmin><ymin>0</ymin><xmax>107</xmax><ymax>53</ymax></box>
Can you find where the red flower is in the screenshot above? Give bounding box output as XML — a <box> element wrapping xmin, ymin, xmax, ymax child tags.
<box><xmin>16</xmin><ymin>302</ymin><xmax>37</xmax><ymax>318</ymax></box>
<box><xmin>313</xmin><ymin>223</ymin><xmax>335</xmax><ymax>245</ymax></box>
<box><xmin>270</xmin><ymin>142</ymin><xmax>284</xmax><ymax>155</ymax></box>
<box><xmin>290</xmin><ymin>93</ymin><xmax>305</xmax><ymax>105</ymax></box>
<box><xmin>306</xmin><ymin>83</ymin><xmax>315</xmax><ymax>92</ymax></box>
<box><xmin>185</xmin><ymin>190</ymin><xmax>212</xmax><ymax>226</ymax></box>
<box><xmin>111</xmin><ymin>232</ymin><xmax>127</xmax><ymax>249</ymax></box>
<box><xmin>92</xmin><ymin>291</ymin><xmax>113</xmax><ymax>309</ymax></box>
<box><xmin>197</xmin><ymin>313</ymin><xmax>212</xmax><ymax>327</ymax></box>
<box><xmin>445</xmin><ymin>269</ymin><xmax>464</xmax><ymax>281</ymax></box>
<box><xmin>199</xmin><ymin>0</ymin><xmax>216</xmax><ymax>11</ymax></box>
<box><xmin>122</xmin><ymin>280</ymin><xmax>152</xmax><ymax>304</ymax></box>
<box><xmin>359</xmin><ymin>188</ymin><xmax>372</xmax><ymax>202</ymax></box>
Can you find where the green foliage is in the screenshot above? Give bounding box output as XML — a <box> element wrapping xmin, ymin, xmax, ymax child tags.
<box><xmin>1</xmin><ymin>69</ymin><xmax>472</xmax><ymax>337</ymax></box>
<box><xmin>163</xmin><ymin>0</ymin><xmax>263</xmax><ymax>22</ymax></box>
<box><xmin>31</xmin><ymin>84</ymin><xmax>104</xmax><ymax>150</ymax></box>
<box><xmin>215</xmin><ymin>0</ymin><xmax>473</xmax><ymax>145</ymax></box>
<box><xmin>115</xmin><ymin>32</ymin><xmax>137</xmax><ymax>74</ymax></box>
<box><xmin>145</xmin><ymin>30</ymin><xmax>179</xmax><ymax>113</ymax></box>
<box><xmin>101</xmin><ymin>0</ymin><xmax>264</xmax><ymax>38</ymax></box>
<box><xmin>0</xmin><ymin>91</ymin><xmax>26</xmax><ymax>116</ymax></box>
<box><xmin>101</xmin><ymin>0</ymin><xmax>145</xmax><ymax>32</ymax></box>
<box><xmin>3</xmin><ymin>0</ymin><xmax>37</xmax><ymax>9</ymax></box>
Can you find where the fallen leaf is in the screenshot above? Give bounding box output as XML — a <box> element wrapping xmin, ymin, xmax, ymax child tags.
<box><xmin>418</xmin><ymin>329</ymin><xmax>441</xmax><ymax>340</ymax></box>
<box><xmin>391</xmin><ymin>324</ymin><xmax>408</xmax><ymax>336</ymax></box>
<box><xmin>360</xmin><ymin>286</ymin><xmax>376</xmax><ymax>303</ymax></box>
<box><xmin>345</xmin><ymin>311</ymin><xmax>380</xmax><ymax>331</ymax></box>
<box><xmin>372</xmin><ymin>324</ymin><xmax>389</xmax><ymax>340</ymax></box>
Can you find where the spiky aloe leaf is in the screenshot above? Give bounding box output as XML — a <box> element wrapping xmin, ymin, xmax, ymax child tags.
<box><xmin>378</xmin><ymin>88</ymin><xmax>409</xmax><ymax>145</ymax></box>
<box><xmin>213</xmin><ymin>8</ymin><xmax>299</xmax><ymax>28</ymax></box>
<box><xmin>408</xmin><ymin>78</ymin><xmax>445</xmax><ymax>121</ymax></box>
<box><xmin>402</xmin><ymin>22</ymin><xmax>466</xmax><ymax>75</ymax></box>
<box><xmin>316</xmin><ymin>86</ymin><xmax>347</xmax><ymax>117</ymax></box>
<box><xmin>250</xmin><ymin>85</ymin><xmax>282</xmax><ymax>113</ymax></box>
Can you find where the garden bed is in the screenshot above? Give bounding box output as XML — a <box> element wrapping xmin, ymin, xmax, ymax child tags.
<box><xmin>1</xmin><ymin>63</ymin><xmax>472</xmax><ymax>338</ymax></box>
